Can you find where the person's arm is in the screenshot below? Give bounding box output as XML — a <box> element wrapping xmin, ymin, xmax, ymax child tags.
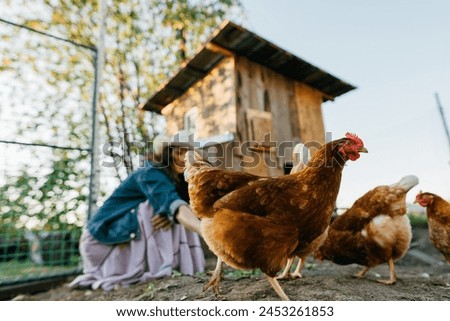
<box><xmin>136</xmin><ymin>166</ymin><xmax>187</xmax><ymax>222</ymax></box>
<box><xmin>137</xmin><ymin>166</ymin><xmax>201</xmax><ymax>235</ymax></box>
<box><xmin>174</xmin><ymin>205</ymin><xmax>202</xmax><ymax>235</ymax></box>
<box><xmin>151</xmin><ymin>204</ymin><xmax>201</xmax><ymax>235</ymax></box>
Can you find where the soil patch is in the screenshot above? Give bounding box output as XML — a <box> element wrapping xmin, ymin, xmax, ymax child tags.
<box><xmin>11</xmin><ymin>226</ymin><xmax>450</xmax><ymax>301</ymax></box>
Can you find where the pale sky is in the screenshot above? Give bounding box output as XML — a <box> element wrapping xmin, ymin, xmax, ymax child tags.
<box><xmin>240</xmin><ymin>0</ymin><xmax>450</xmax><ymax>207</ymax></box>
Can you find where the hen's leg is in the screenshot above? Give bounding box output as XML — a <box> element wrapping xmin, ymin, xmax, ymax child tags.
<box><xmin>355</xmin><ymin>266</ymin><xmax>369</xmax><ymax>278</ymax></box>
<box><xmin>290</xmin><ymin>257</ymin><xmax>304</xmax><ymax>279</ymax></box>
<box><xmin>204</xmin><ymin>257</ymin><xmax>223</xmax><ymax>296</ymax></box>
<box><xmin>266</xmin><ymin>275</ymin><xmax>290</xmax><ymax>301</ymax></box>
<box><xmin>377</xmin><ymin>258</ymin><xmax>396</xmax><ymax>285</ymax></box>
<box><xmin>276</xmin><ymin>257</ymin><xmax>294</xmax><ymax>280</ymax></box>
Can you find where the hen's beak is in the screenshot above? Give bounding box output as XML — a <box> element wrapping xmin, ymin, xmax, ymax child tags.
<box><xmin>358</xmin><ymin>147</ymin><xmax>368</xmax><ymax>153</ymax></box>
<box><xmin>413</xmin><ymin>199</ymin><xmax>418</xmax><ymax>204</ymax></box>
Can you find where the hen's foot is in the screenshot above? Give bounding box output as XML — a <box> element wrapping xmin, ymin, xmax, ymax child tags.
<box><xmin>289</xmin><ymin>271</ymin><xmax>303</xmax><ymax>279</ymax></box>
<box><xmin>354</xmin><ymin>266</ymin><xmax>369</xmax><ymax>279</ymax></box>
<box><xmin>377</xmin><ymin>278</ymin><xmax>396</xmax><ymax>285</ymax></box>
<box><xmin>203</xmin><ymin>270</ymin><xmax>222</xmax><ymax>296</ymax></box>
<box><xmin>276</xmin><ymin>272</ymin><xmax>303</xmax><ymax>280</ymax></box>
<box><xmin>203</xmin><ymin>258</ymin><xmax>223</xmax><ymax>297</ymax></box>
<box><xmin>276</xmin><ymin>272</ymin><xmax>290</xmax><ymax>280</ymax></box>
<box><xmin>377</xmin><ymin>259</ymin><xmax>396</xmax><ymax>285</ymax></box>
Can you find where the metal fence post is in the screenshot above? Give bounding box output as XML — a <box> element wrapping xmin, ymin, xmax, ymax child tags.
<box><xmin>87</xmin><ymin>0</ymin><xmax>107</xmax><ymax>220</ymax></box>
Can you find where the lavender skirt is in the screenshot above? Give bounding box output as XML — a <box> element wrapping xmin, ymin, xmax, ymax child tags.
<box><xmin>69</xmin><ymin>201</ymin><xmax>205</xmax><ymax>291</ymax></box>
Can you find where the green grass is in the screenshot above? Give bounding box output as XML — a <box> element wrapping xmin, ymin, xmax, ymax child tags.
<box><xmin>223</xmin><ymin>268</ymin><xmax>263</xmax><ymax>280</ymax></box>
<box><xmin>0</xmin><ymin>257</ymin><xmax>81</xmax><ymax>284</ymax></box>
<box><xmin>407</xmin><ymin>212</ymin><xmax>428</xmax><ymax>227</ymax></box>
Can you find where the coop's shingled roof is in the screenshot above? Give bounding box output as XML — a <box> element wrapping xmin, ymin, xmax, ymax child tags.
<box><xmin>143</xmin><ymin>21</ymin><xmax>356</xmax><ymax>113</ymax></box>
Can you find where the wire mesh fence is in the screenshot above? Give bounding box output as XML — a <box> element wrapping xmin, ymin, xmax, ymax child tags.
<box><xmin>0</xmin><ymin>16</ymin><xmax>96</xmax><ymax>286</ymax></box>
<box><xmin>0</xmin><ymin>229</ymin><xmax>81</xmax><ymax>286</ymax></box>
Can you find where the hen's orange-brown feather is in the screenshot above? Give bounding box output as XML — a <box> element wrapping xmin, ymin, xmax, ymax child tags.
<box><xmin>188</xmin><ymin>168</ymin><xmax>260</xmax><ymax>218</ymax></box>
<box><xmin>423</xmin><ymin>194</ymin><xmax>450</xmax><ymax>263</ymax></box>
<box><xmin>201</xmin><ymin>208</ymin><xmax>299</xmax><ymax>277</ymax></box>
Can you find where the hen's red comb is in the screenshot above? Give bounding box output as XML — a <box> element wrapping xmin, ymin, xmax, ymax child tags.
<box><xmin>345</xmin><ymin>132</ymin><xmax>364</xmax><ymax>146</ymax></box>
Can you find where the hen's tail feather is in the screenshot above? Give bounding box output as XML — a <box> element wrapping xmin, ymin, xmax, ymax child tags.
<box><xmin>184</xmin><ymin>150</ymin><xmax>213</xmax><ymax>182</ymax></box>
<box><xmin>390</xmin><ymin>175</ymin><xmax>419</xmax><ymax>192</ymax></box>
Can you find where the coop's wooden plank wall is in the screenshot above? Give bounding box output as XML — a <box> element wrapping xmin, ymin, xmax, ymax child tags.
<box><xmin>162</xmin><ymin>58</ymin><xmax>236</xmax><ymax>139</ymax></box>
<box><xmin>235</xmin><ymin>56</ymin><xmax>326</xmax><ymax>175</ymax></box>
<box><xmin>295</xmin><ymin>83</ymin><xmax>326</xmax><ymax>147</ymax></box>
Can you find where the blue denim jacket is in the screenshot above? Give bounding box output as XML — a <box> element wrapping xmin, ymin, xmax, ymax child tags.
<box><xmin>87</xmin><ymin>162</ymin><xmax>188</xmax><ymax>245</ymax></box>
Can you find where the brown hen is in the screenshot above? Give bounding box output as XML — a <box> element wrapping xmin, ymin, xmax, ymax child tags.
<box><xmin>415</xmin><ymin>192</ymin><xmax>450</xmax><ymax>264</ymax></box>
<box><xmin>315</xmin><ymin>175</ymin><xmax>419</xmax><ymax>284</ymax></box>
<box><xmin>185</xmin><ymin>133</ymin><xmax>367</xmax><ymax>300</ymax></box>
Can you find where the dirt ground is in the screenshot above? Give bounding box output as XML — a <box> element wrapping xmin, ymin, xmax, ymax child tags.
<box><xmin>11</xmin><ymin>226</ymin><xmax>450</xmax><ymax>301</ymax></box>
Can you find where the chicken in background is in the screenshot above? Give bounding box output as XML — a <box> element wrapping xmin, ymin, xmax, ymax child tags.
<box><xmin>185</xmin><ymin>133</ymin><xmax>367</xmax><ymax>300</ymax></box>
<box><xmin>315</xmin><ymin>175</ymin><xmax>419</xmax><ymax>285</ymax></box>
<box><xmin>414</xmin><ymin>192</ymin><xmax>450</xmax><ymax>264</ymax></box>
<box><xmin>290</xmin><ymin>142</ymin><xmax>311</xmax><ymax>174</ymax></box>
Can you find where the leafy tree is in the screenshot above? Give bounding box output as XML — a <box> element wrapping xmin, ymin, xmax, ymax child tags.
<box><xmin>0</xmin><ymin>149</ymin><xmax>88</xmax><ymax>232</ymax></box>
<box><xmin>0</xmin><ymin>0</ymin><xmax>243</xmax><ymax>230</ymax></box>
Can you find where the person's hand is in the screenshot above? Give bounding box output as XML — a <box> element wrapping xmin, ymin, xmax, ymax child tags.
<box><xmin>151</xmin><ymin>215</ymin><xmax>172</xmax><ymax>231</ymax></box>
<box><xmin>175</xmin><ymin>205</ymin><xmax>202</xmax><ymax>235</ymax></box>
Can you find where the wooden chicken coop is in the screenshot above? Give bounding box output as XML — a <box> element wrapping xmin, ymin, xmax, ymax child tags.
<box><xmin>142</xmin><ymin>21</ymin><xmax>356</xmax><ymax>176</ymax></box>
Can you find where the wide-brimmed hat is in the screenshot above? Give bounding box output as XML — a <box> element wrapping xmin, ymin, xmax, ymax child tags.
<box><xmin>152</xmin><ymin>130</ymin><xmax>195</xmax><ymax>157</ymax></box>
